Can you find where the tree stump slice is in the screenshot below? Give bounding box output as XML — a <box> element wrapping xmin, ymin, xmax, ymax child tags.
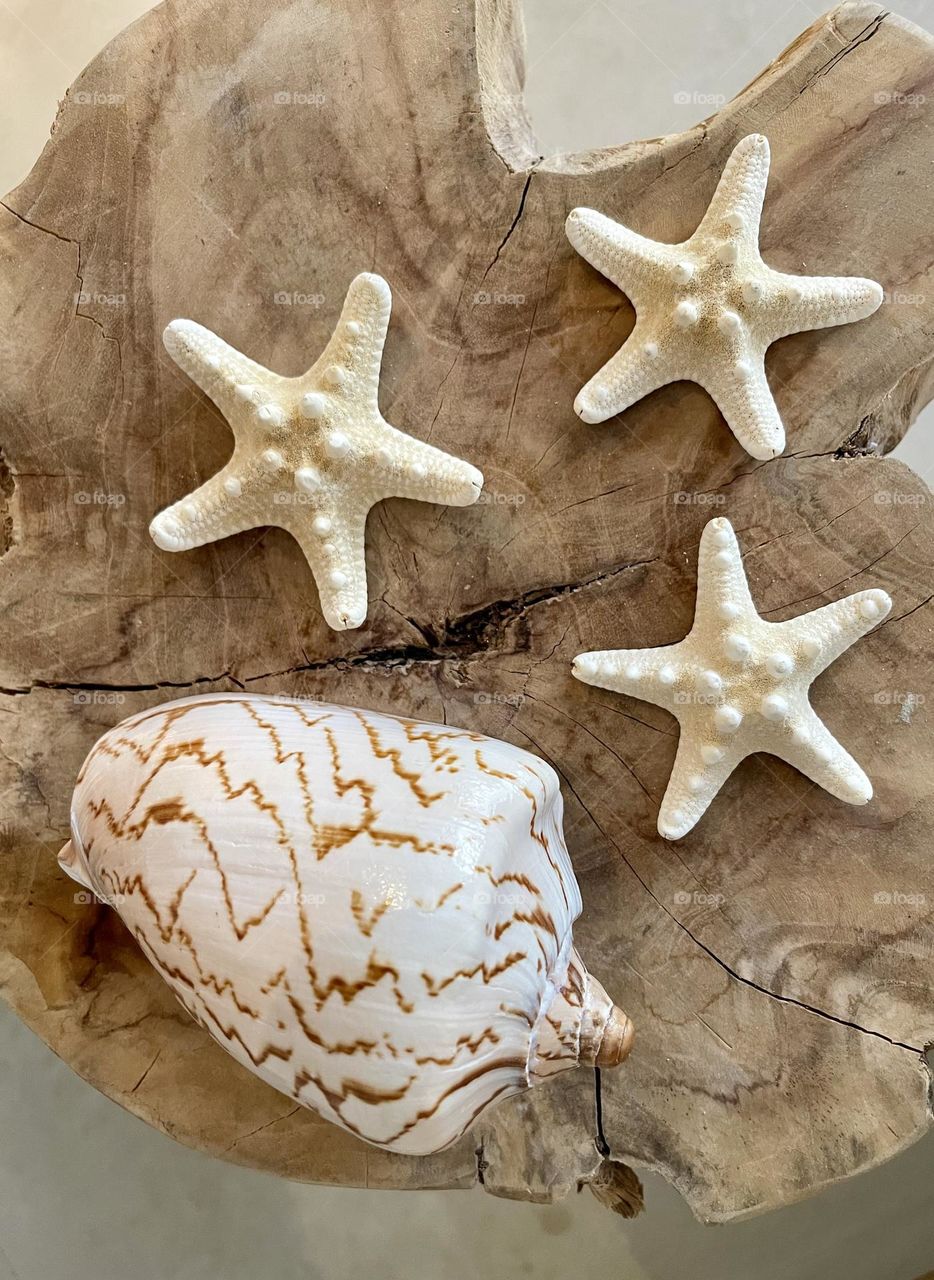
<box><xmin>1</xmin><ymin>0</ymin><xmax>933</xmax><ymax>1221</ymax></box>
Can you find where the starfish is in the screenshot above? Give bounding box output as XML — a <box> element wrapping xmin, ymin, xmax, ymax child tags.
<box><xmin>572</xmin><ymin>516</ymin><xmax>891</xmax><ymax>840</ymax></box>
<box><xmin>150</xmin><ymin>273</ymin><xmax>483</xmax><ymax>630</ymax></box>
<box><xmin>565</xmin><ymin>134</ymin><xmax>883</xmax><ymax>459</ymax></box>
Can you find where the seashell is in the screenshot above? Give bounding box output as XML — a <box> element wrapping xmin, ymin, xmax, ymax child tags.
<box><xmin>59</xmin><ymin>694</ymin><xmax>632</xmax><ymax>1155</ymax></box>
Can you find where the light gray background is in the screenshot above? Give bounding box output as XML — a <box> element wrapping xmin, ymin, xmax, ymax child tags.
<box><xmin>1</xmin><ymin>2</ymin><xmax>932</xmax><ymax>1277</ymax></box>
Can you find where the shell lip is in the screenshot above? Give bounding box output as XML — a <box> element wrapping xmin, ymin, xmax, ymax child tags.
<box><xmin>58</xmin><ymin>810</ymin><xmax>95</xmax><ymax>891</ymax></box>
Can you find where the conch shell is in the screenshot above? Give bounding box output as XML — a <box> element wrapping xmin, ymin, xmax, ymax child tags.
<box><xmin>60</xmin><ymin>695</ymin><xmax>632</xmax><ymax>1155</ymax></box>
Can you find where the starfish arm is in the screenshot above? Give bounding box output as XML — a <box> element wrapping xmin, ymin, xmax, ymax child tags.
<box><xmin>288</xmin><ymin>504</ymin><xmax>370</xmax><ymax>631</ymax></box>
<box><xmin>150</xmin><ymin>458</ymin><xmax>264</xmax><ymax>551</ymax></box>
<box><xmin>307</xmin><ymin>273</ymin><xmax>393</xmax><ymax>416</ymax></box>
<box><xmin>694</xmin><ymin>133</ymin><xmax>770</xmax><ymax>242</ymax></box>
<box><xmin>566</xmin><ymin>207</ymin><xmax>679</xmax><ymax>298</ymax></box>
<box><xmin>757</xmin><ymin>270</ymin><xmax>883</xmax><ymax>342</ymax></box>
<box><xmin>692</xmin><ymin>515</ymin><xmax>758</xmax><ymax>624</ymax></box>
<box><xmin>657</xmin><ymin>732</ymin><xmax>742</xmax><ymax>839</ymax></box>
<box><xmin>370</xmin><ymin>422</ymin><xmax>483</xmax><ymax>506</ymax></box>
<box><xmin>163</xmin><ymin>320</ymin><xmax>289</xmax><ymax>422</ymax></box>
<box><xmin>573</xmin><ymin>336</ymin><xmax>678</xmax><ymax>424</ymax></box>
<box><xmin>776</xmin><ymin>702</ymin><xmax>873</xmax><ymax>805</ymax></box>
<box><xmin>572</xmin><ymin>643</ymin><xmax>689</xmax><ymax>716</ymax></box>
<box><xmin>700</xmin><ymin>356</ymin><xmax>785</xmax><ymax>460</ymax></box>
<box><xmin>776</xmin><ymin>588</ymin><xmax>892</xmax><ymax>679</ymax></box>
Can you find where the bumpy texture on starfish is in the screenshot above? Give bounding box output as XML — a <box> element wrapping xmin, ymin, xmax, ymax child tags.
<box><xmin>566</xmin><ymin>134</ymin><xmax>883</xmax><ymax>459</ymax></box>
<box><xmin>151</xmin><ymin>273</ymin><xmax>483</xmax><ymax>630</ymax></box>
<box><xmin>573</xmin><ymin>517</ymin><xmax>892</xmax><ymax>840</ymax></box>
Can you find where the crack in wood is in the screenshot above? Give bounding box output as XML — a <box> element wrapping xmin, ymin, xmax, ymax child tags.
<box><xmin>0</xmin><ymin>557</ymin><xmax>656</xmax><ymax>694</ymax></box>
<box><xmin>560</xmin><ymin>771</ymin><xmax>927</xmax><ymax>1055</ymax></box>
<box><xmin>795</xmin><ymin>10</ymin><xmax>888</xmax><ymax>97</ymax></box>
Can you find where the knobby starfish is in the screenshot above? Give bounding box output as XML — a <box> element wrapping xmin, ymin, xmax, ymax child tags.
<box><xmin>150</xmin><ymin>273</ymin><xmax>483</xmax><ymax>630</ymax></box>
<box><xmin>573</xmin><ymin>517</ymin><xmax>891</xmax><ymax>839</ymax></box>
<box><xmin>566</xmin><ymin>134</ymin><xmax>883</xmax><ymax>459</ymax></box>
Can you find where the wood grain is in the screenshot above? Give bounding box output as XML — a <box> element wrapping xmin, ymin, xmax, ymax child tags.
<box><xmin>0</xmin><ymin>0</ymin><xmax>932</xmax><ymax>1220</ymax></box>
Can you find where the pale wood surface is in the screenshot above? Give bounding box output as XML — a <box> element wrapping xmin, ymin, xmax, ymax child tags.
<box><xmin>0</xmin><ymin>0</ymin><xmax>933</xmax><ymax>1221</ymax></box>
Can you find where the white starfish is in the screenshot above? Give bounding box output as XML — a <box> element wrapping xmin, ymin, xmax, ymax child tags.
<box><xmin>150</xmin><ymin>273</ymin><xmax>483</xmax><ymax>630</ymax></box>
<box><xmin>573</xmin><ymin>516</ymin><xmax>892</xmax><ymax>840</ymax></box>
<box><xmin>566</xmin><ymin>134</ymin><xmax>883</xmax><ymax>459</ymax></box>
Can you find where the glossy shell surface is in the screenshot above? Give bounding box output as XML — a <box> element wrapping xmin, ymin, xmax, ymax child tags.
<box><xmin>61</xmin><ymin>695</ymin><xmax>628</xmax><ymax>1154</ymax></box>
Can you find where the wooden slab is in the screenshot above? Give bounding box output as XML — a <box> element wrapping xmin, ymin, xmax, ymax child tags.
<box><xmin>1</xmin><ymin>0</ymin><xmax>933</xmax><ymax>1220</ymax></box>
